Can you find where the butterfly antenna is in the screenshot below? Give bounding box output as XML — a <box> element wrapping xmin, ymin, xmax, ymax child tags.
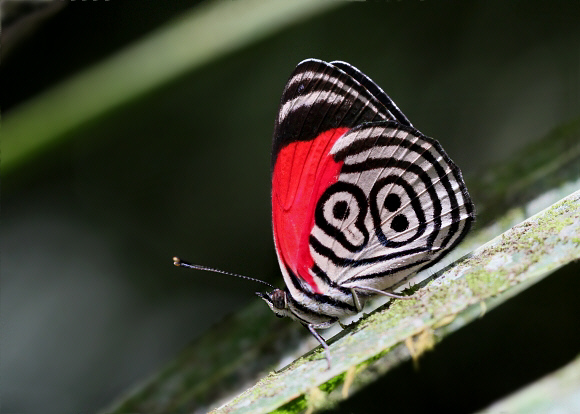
<box><xmin>173</xmin><ymin>257</ymin><xmax>275</xmax><ymax>289</ymax></box>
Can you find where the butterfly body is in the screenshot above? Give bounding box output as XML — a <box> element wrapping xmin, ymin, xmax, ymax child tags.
<box><xmin>259</xmin><ymin>60</ymin><xmax>475</xmax><ymax>353</ymax></box>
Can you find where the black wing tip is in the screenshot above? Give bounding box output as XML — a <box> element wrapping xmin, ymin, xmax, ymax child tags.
<box><xmin>296</xmin><ymin>57</ymin><xmax>325</xmax><ymax>66</ymax></box>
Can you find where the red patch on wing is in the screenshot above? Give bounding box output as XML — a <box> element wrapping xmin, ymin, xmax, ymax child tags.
<box><xmin>272</xmin><ymin>128</ymin><xmax>349</xmax><ymax>293</ymax></box>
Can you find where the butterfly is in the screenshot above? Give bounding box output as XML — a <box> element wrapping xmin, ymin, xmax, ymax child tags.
<box><xmin>259</xmin><ymin>59</ymin><xmax>475</xmax><ymax>366</ymax></box>
<box><xmin>175</xmin><ymin>59</ymin><xmax>475</xmax><ymax>368</ymax></box>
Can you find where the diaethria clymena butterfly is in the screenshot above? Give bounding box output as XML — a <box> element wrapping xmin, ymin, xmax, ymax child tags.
<box><xmin>175</xmin><ymin>59</ymin><xmax>475</xmax><ymax>368</ymax></box>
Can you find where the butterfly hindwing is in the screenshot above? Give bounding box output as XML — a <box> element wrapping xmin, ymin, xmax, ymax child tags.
<box><xmin>309</xmin><ymin>121</ymin><xmax>474</xmax><ymax>290</ymax></box>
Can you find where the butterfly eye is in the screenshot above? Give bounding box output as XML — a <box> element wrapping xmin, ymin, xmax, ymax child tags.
<box><xmin>270</xmin><ymin>289</ymin><xmax>287</xmax><ymax>310</ymax></box>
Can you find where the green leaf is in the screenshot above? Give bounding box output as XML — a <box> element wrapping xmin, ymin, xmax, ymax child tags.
<box><xmin>2</xmin><ymin>0</ymin><xmax>341</xmax><ymax>173</ymax></box>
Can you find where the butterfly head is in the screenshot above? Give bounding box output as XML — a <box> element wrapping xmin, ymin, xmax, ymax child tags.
<box><xmin>256</xmin><ymin>289</ymin><xmax>291</xmax><ymax>319</ymax></box>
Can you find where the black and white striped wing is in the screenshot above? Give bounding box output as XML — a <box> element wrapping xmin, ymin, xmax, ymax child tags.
<box><xmin>309</xmin><ymin>121</ymin><xmax>475</xmax><ymax>291</ymax></box>
<box><xmin>272</xmin><ymin>59</ymin><xmax>410</xmax><ymax>169</ymax></box>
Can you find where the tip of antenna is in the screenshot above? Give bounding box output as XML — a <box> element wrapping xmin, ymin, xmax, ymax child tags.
<box><xmin>173</xmin><ymin>257</ymin><xmax>182</xmax><ymax>266</ymax></box>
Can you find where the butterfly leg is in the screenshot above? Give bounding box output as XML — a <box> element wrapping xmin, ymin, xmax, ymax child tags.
<box><xmin>305</xmin><ymin>323</ymin><xmax>331</xmax><ymax>369</ymax></box>
<box><xmin>350</xmin><ymin>288</ymin><xmax>364</xmax><ymax>312</ymax></box>
<box><xmin>351</xmin><ymin>285</ymin><xmax>412</xmax><ymax>300</ymax></box>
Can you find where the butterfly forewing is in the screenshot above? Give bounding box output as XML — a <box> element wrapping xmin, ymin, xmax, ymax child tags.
<box><xmin>271</xmin><ymin>59</ymin><xmax>413</xmax><ymax>293</ymax></box>
<box><xmin>272</xmin><ymin>59</ymin><xmax>403</xmax><ymax>169</ymax></box>
<box><xmin>329</xmin><ymin>61</ymin><xmax>412</xmax><ymax>127</ymax></box>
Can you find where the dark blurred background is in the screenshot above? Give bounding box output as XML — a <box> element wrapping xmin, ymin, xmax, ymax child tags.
<box><xmin>2</xmin><ymin>1</ymin><xmax>579</xmax><ymax>413</ymax></box>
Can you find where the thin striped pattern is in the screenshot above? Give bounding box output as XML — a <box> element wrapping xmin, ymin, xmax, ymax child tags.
<box><xmin>271</xmin><ymin>59</ymin><xmax>407</xmax><ymax>169</ymax></box>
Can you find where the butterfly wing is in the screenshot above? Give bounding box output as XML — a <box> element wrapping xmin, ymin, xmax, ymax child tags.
<box><xmin>310</xmin><ymin>121</ymin><xmax>475</xmax><ymax>290</ymax></box>
<box><xmin>272</xmin><ymin>59</ymin><xmax>406</xmax><ymax>169</ymax></box>
<box><xmin>329</xmin><ymin>61</ymin><xmax>412</xmax><ymax>127</ymax></box>
<box><xmin>271</xmin><ymin>59</ymin><xmax>405</xmax><ymax>297</ymax></box>
<box><xmin>271</xmin><ymin>59</ymin><xmax>474</xmax><ymax>311</ymax></box>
